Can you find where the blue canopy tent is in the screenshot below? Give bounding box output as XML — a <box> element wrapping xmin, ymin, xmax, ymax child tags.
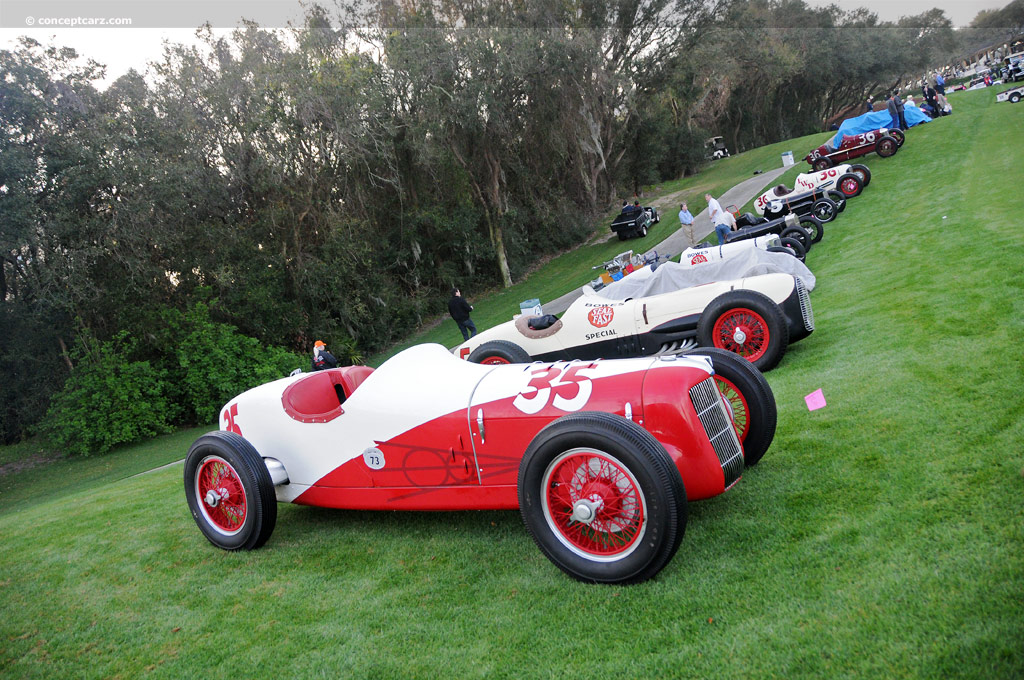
<box><xmin>830</xmin><ymin>108</ymin><xmax>929</xmax><ymax>148</ymax></box>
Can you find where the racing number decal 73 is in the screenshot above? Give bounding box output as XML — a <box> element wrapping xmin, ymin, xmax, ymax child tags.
<box><xmin>513</xmin><ymin>364</ymin><xmax>594</xmax><ymax>415</ymax></box>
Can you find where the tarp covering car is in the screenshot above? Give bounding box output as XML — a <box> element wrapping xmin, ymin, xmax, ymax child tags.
<box><xmin>830</xmin><ymin>109</ymin><xmax>929</xmax><ymax>148</ymax></box>
<box><xmin>590</xmin><ymin>249</ymin><xmax>816</xmax><ymax>302</ymax></box>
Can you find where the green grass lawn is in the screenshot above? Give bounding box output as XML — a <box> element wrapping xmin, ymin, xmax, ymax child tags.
<box><xmin>1</xmin><ymin>87</ymin><xmax>1022</xmax><ymax>679</ymax></box>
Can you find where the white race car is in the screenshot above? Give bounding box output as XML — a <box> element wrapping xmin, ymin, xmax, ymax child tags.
<box><xmin>680</xmin><ymin>233</ymin><xmax>807</xmax><ymax>265</ymax></box>
<box><xmin>455</xmin><ymin>272</ymin><xmax>814</xmax><ymax>372</ymax></box>
<box><xmin>753</xmin><ymin>163</ymin><xmax>870</xmax><ymax>217</ymax></box>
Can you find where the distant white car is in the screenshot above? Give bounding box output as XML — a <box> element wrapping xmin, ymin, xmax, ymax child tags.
<box><xmin>997</xmin><ymin>85</ymin><xmax>1024</xmax><ymax>103</ymax></box>
<box><xmin>454</xmin><ymin>272</ymin><xmax>814</xmax><ymax>372</ymax></box>
<box><xmin>679</xmin><ymin>234</ymin><xmax>797</xmax><ymax>264</ymax></box>
<box><xmin>753</xmin><ymin>163</ymin><xmax>870</xmax><ymax>217</ymax></box>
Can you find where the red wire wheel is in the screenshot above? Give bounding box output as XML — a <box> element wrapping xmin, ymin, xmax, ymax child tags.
<box><xmin>839</xmin><ymin>174</ymin><xmax>862</xmax><ymax>197</ymax></box>
<box><xmin>684</xmin><ymin>347</ymin><xmax>778</xmax><ymax>467</ymax></box>
<box><xmin>698</xmin><ymin>290</ymin><xmax>789</xmax><ymax>372</ymax></box>
<box><xmin>479</xmin><ymin>356</ymin><xmax>510</xmax><ymax>365</ymax></box>
<box><xmin>711</xmin><ymin>306</ymin><xmax>771</xmax><ymax>363</ymax></box>
<box><xmin>518</xmin><ymin>412</ymin><xmax>687</xmax><ymax>584</ymax></box>
<box><xmin>195</xmin><ymin>455</ymin><xmax>248</xmax><ymax>534</ymax></box>
<box><xmin>714</xmin><ymin>375</ymin><xmax>750</xmax><ymax>442</ymax></box>
<box><xmin>542</xmin><ymin>449</ymin><xmax>646</xmax><ymax>559</ymax></box>
<box><xmin>184</xmin><ymin>431</ymin><xmax>277</xmax><ymax>551</ymax></box>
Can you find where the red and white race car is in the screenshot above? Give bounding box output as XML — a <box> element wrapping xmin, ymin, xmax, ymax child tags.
<box><xmin>184</xmin><ymin>343</ymin><xmax>777</xmax><ymax>584</ymax></box>
<box><xmin>753</xmin><ymin>163</ymin><xmax>871</xmax><ymax>216</ymax></box>
<box><xmin>804</xmin><ymin>128</ymin><xmax>904</xmax><ymax>171</ymax></box>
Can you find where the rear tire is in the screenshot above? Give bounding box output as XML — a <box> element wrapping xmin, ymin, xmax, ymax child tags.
<box><xmin>468</xmin><ymin>340</ymin><xmax>532</xmax><ymax>365</ymax></box>
<box><xmin>772</xmin><ymin>237</ymin><xmax>806</xmax><ymax>261</ymax></box>
<box><xmin>781</xmin><ymin>224</ymin><xmax>812</xmax><ymax>253</ymax></box>
<box><xmin>697</xmin><ymin>290</ymin><xmax>789</xmax><ymax>371</ymax></box>
<box><xmin>184</xmin><ymin>431</ymin><xmax>277</xmax><ymax>551</ymax></box>
<box><xmin>684</xmin><ymin>347</ymin><xmax>777</xmax><ymax>467</ymax></box>
<box><xmin>849</xmin><ymin>164</ymin><xmax>871</xmax><ymax>187</ymax></box>
<box><xmin>518</xmin><ymin>412</ymin><xmax>687</xmax><ymax>585</ymax></box>
<box><xmin>826</xmin><ymin>190</ymin><xmax>847</xmax><ymax>212</ymax></box>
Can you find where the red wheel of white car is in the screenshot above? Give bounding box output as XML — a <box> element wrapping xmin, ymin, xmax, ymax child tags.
<box><xmin>850</xmin><ymin>164</ymin><xmax>871</xmax><ymax>187</ymax></box>
<box><xmin>518</xmin><ymin>412</ymin><xmax>687</xmax><ymax>584</ymax></box>
<box><xmin>812</xmin><ymin>157</ymin><xmax>832</xmax><ymax>171</ymax></box>
<box><xmin>686</xmin><ymin>347</ymin><xmax>777</xmax><ymax>467</ymax></box>
<box><xmin>467</xmin><ymin>340</ymin><xmax>531</xmax><ymax>365</ymax></box>
<box><xmin>698</xmin><ymin>290</ymin><xmax>789</xmax><ymax>371</ymax></box>
<box><xmin>876</xmin><ymin>136</ymin><xmax>898</xmax><ymax>157</ymax></box>
<box><xmin>836</xmin><ymin>173</ymin><xmax>863</xmax><ymax>198</ymax></box>
<box><xmin>184</xmin><ymin>431</ymin><xmax>277</xmax><ymax>551</ymax></box>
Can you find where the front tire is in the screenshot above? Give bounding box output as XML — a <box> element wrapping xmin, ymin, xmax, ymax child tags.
<box><xmin>811</xmin><ymin>197</ymin><xmax>837</xmax><ymax>224</ymax></box>
<box><xmin>813</xmin><ymin>157</ymin><xmax>832</xmax><ymax>171</ymax></box>
<box><xmin>684</xmin><ymin>347</ymin><xmax>777</xmax><ymax>467</ymax></box>
<box><xmin>697</xmin><ymin>290</ymin><xmax>790</xmax><ymax>371</ymax></box>
<box><xmin>876</xmin><ymin>136</ymin><xmax>898</xmax><ymax>157</ymax></box>
<box><xmin>518</xmin><ymin>412</ymin><xmax>687</xmax><ymax>585</ymax></box>
<box><xmin>468</xmin><ymin>340</ymin><xmax>532</xmax><ymax>365</ymax></box>
<box><xmin>184</xmin><ymin>431</ymin><xmax>277</xmax><ymax>551</ymax></box>
<box><xmin>836</xmin><ymin>172</ymin><xmax>863</xmax><ymax>198</ymax></box>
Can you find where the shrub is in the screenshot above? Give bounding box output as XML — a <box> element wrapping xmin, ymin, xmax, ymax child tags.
<box><xmin>170</xmin><ymin>302</ymin><xmax>304</xmax><ymax>424</ymax></box>
<box><xmin>40</xmin><ymin>332</ymin><xmax>174</xmax><ymax>456</ymax></box>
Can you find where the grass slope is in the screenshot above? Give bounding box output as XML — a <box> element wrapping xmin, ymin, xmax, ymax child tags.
<box><xmin>1</xmin><ymin>87</ymin><xmax>1022</xmax><ymax>679</ymax></box>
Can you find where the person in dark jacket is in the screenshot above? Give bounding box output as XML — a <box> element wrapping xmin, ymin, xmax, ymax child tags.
<box><xmin>311</xmin><ymin>340</ymin><xmax>338</xmax><ymax>371</ymax></box>
<box><xmin>448</xmin><ymin>288</ymin><xmax>477</xmax><ymax>341</ymax></box>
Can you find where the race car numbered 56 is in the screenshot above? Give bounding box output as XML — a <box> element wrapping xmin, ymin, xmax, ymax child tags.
<box><xmin>184</xmin><ymin>344</ymin><xmax>777</xmax><ymax>584</ymax></box>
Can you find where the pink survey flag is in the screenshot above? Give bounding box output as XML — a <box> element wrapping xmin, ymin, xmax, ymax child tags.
<box><xmin>805</xmin><ymin>388</ymin><xmax>826</xmax><ymax>411</ymax></box>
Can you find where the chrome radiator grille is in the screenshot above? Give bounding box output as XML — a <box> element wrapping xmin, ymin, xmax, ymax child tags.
<box><xmin>796</xmin><ymin>276</ymin><xmax>815</xmax><ymax>332</ymax></box>
<box><xmin>689</xmin><ymin>376</ymin><xmax>744</xmax><ymax>487</ymax></box>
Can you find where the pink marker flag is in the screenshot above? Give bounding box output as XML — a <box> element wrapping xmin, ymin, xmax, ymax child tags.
<box><xmin>805</xmin><ymin>388</ymin><xmax>826</xmax><ymax>411</ymax></box>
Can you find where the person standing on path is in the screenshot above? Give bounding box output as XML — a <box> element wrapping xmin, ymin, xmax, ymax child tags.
<box><xmin>448</xmin><ymin>287</ymin><xmax>477</xmax><ymax>341</ymax></box>
<box><xmin>705</xmin><ymin>193</ymin><xmax>731</xmax><ymax>245</ymax></box>
<box><xmin>678</xmin><ymin>202</ymin><xmax>695</xmax><ymax>246</ymax></box>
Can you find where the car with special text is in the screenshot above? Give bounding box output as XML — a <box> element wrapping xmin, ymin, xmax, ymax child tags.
<box><xmin>184</xmin><ymin>343</ymin><xmax>778</xmax><ymax>585</ymax></box>
<box><xmin>455</xmin><ymin>272</ymin><xmax>814</xmax><ymax>372</ymax></box>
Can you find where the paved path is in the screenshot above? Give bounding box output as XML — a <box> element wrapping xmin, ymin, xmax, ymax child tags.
<box><xmin>542</xmin><ymin>164</ymin><xmax>792</xmax><ymax>315</ymax></box>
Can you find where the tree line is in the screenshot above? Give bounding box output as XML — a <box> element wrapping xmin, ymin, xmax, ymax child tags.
<box><xmin>0</xmin><ymin>0</ymin><xmax>999</xmax><ymax>447</ymax></box>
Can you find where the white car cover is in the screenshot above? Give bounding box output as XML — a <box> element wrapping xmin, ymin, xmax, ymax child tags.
<box><xmin>592</xmin><ymin>249</ymin><xmax>815</xmax><ymax>302</ymax></box>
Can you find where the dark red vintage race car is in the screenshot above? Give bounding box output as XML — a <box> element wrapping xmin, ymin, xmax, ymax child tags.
<box><xmin>804</xmin><ymin>127</ymin><xmax>904</xmax><ymax>171</ymax></box>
